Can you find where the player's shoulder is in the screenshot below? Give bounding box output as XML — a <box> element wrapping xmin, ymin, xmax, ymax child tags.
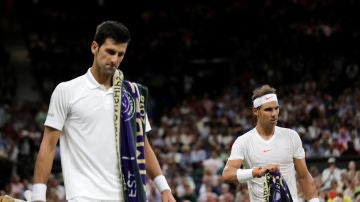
<box><xmin>237</xmin><ymin>128</ymin><xmax>256</xmax><ymax>140</ymax></box>
<box><xmin>58</xmin><ymin>73</ymin><xmax>85</xmax><ymax>88</ymax></box>
<box><xmin>52</xmin><ymin>74</ymin><xmax>87</xmax><ymax>97</ymax></box>
<box><xmin>275</xmin><ymin>126</ymin><xmax>299</xmax><ymax>137</ymax></box>
<box><xmin>276</xmin><ymin>126</ymin><xmax>297</xmax><ymax>132</ymax></box>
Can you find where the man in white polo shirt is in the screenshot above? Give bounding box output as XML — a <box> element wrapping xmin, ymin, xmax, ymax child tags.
<box><xmin>30</xmin><ymin>21</ymin><xmax>176</xmax><ymax>202</ymax></box>
<box><xmin>222</xmin><ymin>84</ymin><xmax>319</xmax><ymax>202</ymax></box>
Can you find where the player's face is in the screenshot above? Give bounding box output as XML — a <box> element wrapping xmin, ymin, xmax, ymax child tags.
<box><xmin>92</xmin><ymin>38</ymin><xmax>128</xmax><ymax>77</ymax></box>
<box><xmin>256</xmin><ymin>101</ymin><xmax>279</xmax><ymax>128</ymax></box>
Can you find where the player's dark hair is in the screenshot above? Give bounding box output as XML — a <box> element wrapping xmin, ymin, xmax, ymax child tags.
<box><xmin>94</xmin><ymin>21</ymin><xmax>131</xmax><ymax>46</ymax></box>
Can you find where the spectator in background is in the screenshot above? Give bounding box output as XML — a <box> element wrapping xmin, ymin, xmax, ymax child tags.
<box><xmin>306</xmin><ymin>139</ymin><xmax>326</xmax><ymax>158</ymax></box>
<box><xmin>234</xmin><ymin>184</ymin><xmax>250</xmax><ymax>202</ymax></box>
<box><xmin>175</xmin><ymin>168</ymin><xmax>196</xmax><ymax>199</ymax></box>
<box><xmin>218</xmin><ymin>183</ymin><xmax>234</xmax><ymax>202</ymax></box>
<box><xmin>16</xmin><ymin>130</ymin><xmax>36</xmax><ymax>180</ymax></box>
<box><xmin>190</xmin><ymin>141</ymin><xmax>207</xmax><ymax>164</ymax></box>
<box><xmin>349</xmin><ymin>130</ymin><xmax>360</xmax><ymax>152</ymax></box>
<box><xmin>197</xmin><ymin>183</ymin><xmax>218</xmax><ymax>202</ymax></box>
<box><xmin>179</xmin><ymin>144</ymin><xmax>192</xmax><ymax>172</ymax></box>
<box><xmin>324</xmin><ymin>141</ymin><xmax>341</xmax><ymax>157</ymax></box>
<box><xmin>337</xmin><ymin>127</ymin><xmax>351</xmax><ymax>153</ymax></box>
<box><xmin>9</xmin><ymin>174</ymin><xmax>24</xmax><ymax>197</ymax></box>
<box><xmin>347</xmin><ymin>161</ymin><xmax>357</xmax><ymax>181</ymax></box>
<box><xmin>329</xmin><ymin>187</ymin><xmax>352</xmax><ymax>202</ymax></box>
<box><xmin>339</xmin><ymin>170</ymin><xmax>351</xmax><ymax>191</ymax></box>
<box><xmin>202</xmin><ymin>149</ymin><xmax>224</xmax><ymax>176</ymax></box>
<box><xmin>46</xmin><ymin>175</ymin><xmax>65</xmax><ymax>202</ymax></box>
<box><xmin>354</xmin><ymin>186</ymin><xmax>360</xmax><ymax>202</ymax></box>
<box><xmin>308</xmin><ymin>119</ymin><xmax>321</xmax><ymax>140</ymax></box>
<box><xmin>343</xmin><ymin>177</ymin><xmax>357</xmax><ymax>200</ymax></box>
<box><xmin>321</xmin><ymin>157</ymin><xmax>343</xmax><ymax>191</ymax></box>
<box><xmin>179</xmin><ymin>183</ymin><xmax>197</xmax><ymax>202</ymax></box>
<box><xmin>34</xmin><ymin>104</ymin><xmax>48</xmax><ymax>131</ymax></box>
<box><xmin>341</xmin><ymin>141</ymin><xmax>359</xmax><ymax>156</ymax></box>
<box><xmin>0</xmin><ymin>132</ymin><xmax>13</xmax><ymax>192</ymax></box>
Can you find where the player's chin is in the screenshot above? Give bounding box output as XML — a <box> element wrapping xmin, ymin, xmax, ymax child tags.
<box><xmin>105</xmin><ymin>66</ymin><xmax>117</xmax><ymax>75</ymax></box>
<box><xmin>108</xmin><ymin>65</ymin><xmax>117</xmax><ymax>71</ymax></box>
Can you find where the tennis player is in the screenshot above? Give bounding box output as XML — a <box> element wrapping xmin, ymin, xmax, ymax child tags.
<box><xmin>31</xmin><ymin>21</ymin><xmax>175</xmax><ymax>202</ymax></box>
<box><xmin>222</xmin><ymin>84</ymin><xmax>319</xmax><ymax>202</ymax></box>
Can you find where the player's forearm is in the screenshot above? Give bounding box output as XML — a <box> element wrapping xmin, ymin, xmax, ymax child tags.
<box><xmin>144</xmin><ymin>137</ymin><xmax>172</xmax><ymax>193</ymax></box>
<box><xmin>31</xmin><ymin>146</ymin><xmax>56</xmax><ymax>202</ymax></box>
<box><xmin>145</xmin><ymin>155</ymin><xmax>162</xmax><ymax>179</ymax></box>
<box><xmin>222</xmin><ymin>166</ymin><xmax>241</xmax><ymax>183</ymax></box>
<box><xmin>299</xmin><ymin>176</ymin><xmax>319</xmax><ymax>200</ymax></box>
<box><xmin>144</xmin><ymin>138</ymin><xmax>162</xmax><ymax>179</ymax></box>
<box><xmin>33</xmin><ymin>127</ymin><xmax>60</xmax><ymax>183</ymax></box>
<box><xmin>33</xmin><ymin>146</ymin><xmax>56</xmax><ymax>183</ymax></box>
<box><xmin>222</xmin><ymin>166</ymin><xmax>266</xmax><ymax>183</ymax></box>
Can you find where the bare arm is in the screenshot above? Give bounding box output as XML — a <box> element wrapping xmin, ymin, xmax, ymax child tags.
<box><xmin>222</xmin><ymin>159</ymin><xmax>280</xmax><ymax>183</ymax></box>
<box><xmin>144</xmin><ymin>136</ymin><xmax>176</xmax><ymax>201</ymax></box>
<box><xmin>222</xmin><ymin>159</ymin><xmax>243</xmax><ymax>183</ymax></box>
<box><xmin>145</xmin><ymin>136</ymin><xmax>162</xmax><ymax>179</ymax></box>
<box><xmin>33</xmin><ymin>126</ymin><xmax>61</xmax><ymax>184</ymax></box>
<box><xmin>294</xmin><ymin>158</ymin><xmax>318</xmax><ymax>200</ymax></box>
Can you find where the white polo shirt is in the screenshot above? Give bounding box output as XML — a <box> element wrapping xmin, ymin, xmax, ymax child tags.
<box><xmin>45</xmin><ymin>68</ymin><xmax>151</xmax><ymax>200</ymax></box>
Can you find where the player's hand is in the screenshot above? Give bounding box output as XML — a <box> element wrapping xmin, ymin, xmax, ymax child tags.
<box><xmin>260</xmin><ymin>163</ymin><xmax>280</xmax><ymax>176</ymax></box>
<box><xmin>0</xmin><ymin>195</ymin><xmax>15</xmax><ymax>202</ymax></box>
<box><xmin>0</xmin><ymin>190</ymin><xmax>32</xmax><ymax>202</ymax></box>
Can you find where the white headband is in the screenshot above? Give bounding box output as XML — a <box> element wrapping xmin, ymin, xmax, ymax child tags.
<box><xmin>253</xmin><ymin>93</ymin><xmax>278</xmax><ymax>108</ymax></box>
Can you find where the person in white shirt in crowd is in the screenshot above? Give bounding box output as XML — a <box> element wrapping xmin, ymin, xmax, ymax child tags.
<box><xmin>321</xmin><ymin>157</ymin><xmax>343</xmax><ymax>191</ymax></box>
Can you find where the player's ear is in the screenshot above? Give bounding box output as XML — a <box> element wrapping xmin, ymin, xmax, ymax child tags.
<box><xmin>252</xmin><ymin>107</ymin><xmax>258</xmax><ymax>115</ymax></box>
<box><xmin>91</xmin><ymin>41</ymin><xmax>99</xmax><ymax>54</ymax></box>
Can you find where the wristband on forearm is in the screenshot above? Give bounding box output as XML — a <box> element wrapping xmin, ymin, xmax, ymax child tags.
<box><xmin>253</xmin><ymin>167</ymin><xmax>261</xmax><ymax>178</ymax></box>
<box><xmin>31</xmin><ymin>183</ymin><xmax>47</xmax><ymax>202</ymax></box>
<box><xmin>153</xmin><ymin>175</ymin><xmax>171</xmax><ymax>192</ymax></box>
<box><xmin>236</xmin><ymin>167</ymin><xmax>262</xmax><ymax>183</ymax></box>
<box><xmin>236</xmin><ymin>169</ymin><xmax>253</xmax><ymax>183</ymax></box>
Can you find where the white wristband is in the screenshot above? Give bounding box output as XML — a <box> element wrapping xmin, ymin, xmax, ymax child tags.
<box><xmin>308</xmin><ymin>198</ymin><xmax>320</xmax><ymax>202</ymax></box>
<box><xmin>236</xmin><ymin>169</ymin><xmax>254</xmax><ymax>183</ymax></box>
<box><xmin>153</xmin><ymin>175</ymin><xmax>171</xmax><ymax>192</ymax></box>
<box><xmin>31</xmin><ymin>183</ymin><xmax>47</xmax><ymax>202</ymax></box>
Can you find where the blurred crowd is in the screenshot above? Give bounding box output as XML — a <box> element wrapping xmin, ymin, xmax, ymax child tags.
<box><xmin>1</xmin><ymin>0</ymin><xmax>360</xmax><ymax>201</ymax></box>
<box><xmin>1</xmin><ymin>80</ymin><xmax>360</xmax><ymax>201</ymax></box>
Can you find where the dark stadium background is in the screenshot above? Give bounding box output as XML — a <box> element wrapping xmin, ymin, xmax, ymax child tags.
<box><xmin>3</xmin><ymin>0</ymin><xmax>359</xmax><ymax>105</ymax></box>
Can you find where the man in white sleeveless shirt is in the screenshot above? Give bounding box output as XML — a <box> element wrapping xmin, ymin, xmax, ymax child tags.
<box><xmin>222</xmin><ymin>84</ymin><xmax>319</xmax><ymax>202</ymax></box>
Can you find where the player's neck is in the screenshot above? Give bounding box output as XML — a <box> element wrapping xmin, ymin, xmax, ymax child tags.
<box><xmin>256</xmin><ymin>125</ymin><xmax>275</xmax><ymax>138</ymax></box>
<box><xmin>91</xmin><ymin>66</ymin><xmax>112</xmax><ymax>89</ymax></box>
